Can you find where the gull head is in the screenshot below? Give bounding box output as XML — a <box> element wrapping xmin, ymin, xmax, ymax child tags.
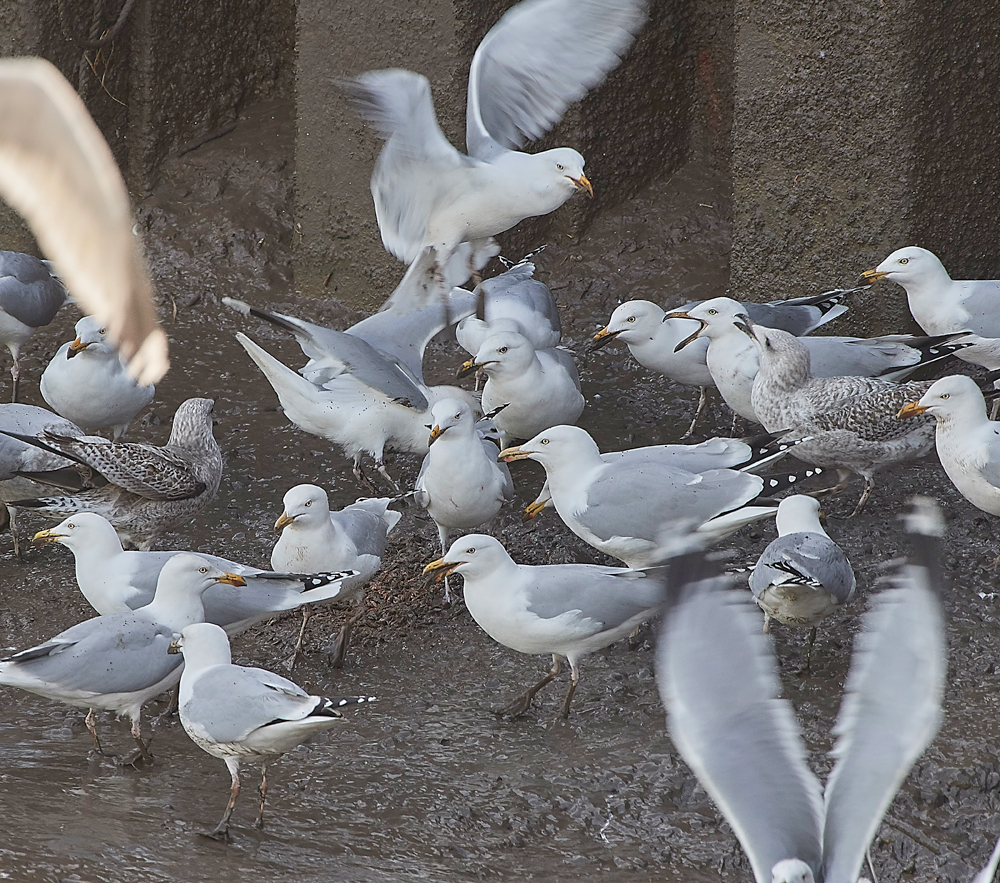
<box><xmin>168</xmin><ymin>397</ymin><xmax>216</xmax><ymax>447</ymax></box>
<box><xmin>898</xmin><ymin>373</ymin><xmax>986</xmax><ymax>424</ymax></box>
<box><xmin>771</xmin><ymin>859</ymin><xmax>814</xmax><ymax>883</ymax></box>
<box><xmin>499</xmin><ymin>424</ymin><xmax>600</xmax><ymax>470</ymax></box>
<box><xmin>67</xmin><ymin>315</ymin><xmax>112</xmax><ymax>359</ymax></box>
<box><xmin>32</xmin><ymin>511</ymin><xmax>122</xmax><ymax>551</ymax></box>
<box><xmin>428</xmin><ymin>397</ymin><xmax>475</xmax><ymax>445</ymax></box>
<box><xmin>670</xmin><ymin>297</ymin><xmax>747</xmax><ymax>348</ymax></box>
<box><xmin>275</xmin><ymin>483</ymin><xmax>331</xmax><ymax>532</ymax></box>
<box><xmin>774</xmin><ymin>493</ymin><xmax>825</xmax><ymax>538</ymax></box>
<box><xmin>423</xmin><ymin>534</ymin><xmax>511</xmax><ymax>583</ymax></box>
<box><xmin>593</xmin><ymin>300</ymin><xmax>666</xmax><ymax>350</ymax></box>
<box><xmin>863</xmin><ymin>246</ymin><xmax>947</xmax><ymax>286</ymax></box>
<box><xmin>152</xmin><ymin>553</ymin><xmax>246</xmax><ymax>607</ymax></box>
<box><xmin>467</xmin><ymin>330</ymin><xmax>536</xmax><ymax>379</ymax></box>
<box><xmin>167</xmin><ymin>621</ymin><xmax>233</xmax><ymax>669</ymax></box>
<box><xmin>537</xmin><ymin>147</ymin><xmax>592</xmax><ymax>198</ymax></box>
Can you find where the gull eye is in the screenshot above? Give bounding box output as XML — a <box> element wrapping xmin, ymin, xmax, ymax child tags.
<box><xmin>898</xmin><ymin>257</ymin><xmax>909</xmax><ymax>265</ymax></box>
<box><xmin>555</xmin><ymin>163</ymin><xmax>564</xmax><ymax>171</ymax></box>
<box><xmin>199</xmin><ymin>566</ymin><xmax>209</xmax><ymax>574</ymax></box>
<box><xmin>466</xmin><ymin>547</ymin><xmax>476</xmax><ymax>554</ymax></box>
<box><xmin>540</xmin><ymin>438</ymin><xmax>550</xmax><ymax>445</ymax></box>
<box><xmin>99</xmin><ymin>327</ymin><xmax>107</xmax><ymax>334</ymax></box>
<box><xmin>707</xmin><ymin>309</ymin><xmax>718</xmax><ymax>316</ymax></box>
<box><xmin>498</xmin><ymin>346</ymin><xmax>508</xmax><ymax>354</ymax></box>
<box><xmin>940</xmin><ymin>393</ymin><xmax>950</xmax><ymax>399</ymax></box>
<box><xmin>627</xmin><ymin>316</ymin><xmax>636</xmax><ymax>323</ymax></box>
<box><xmin>454</xmin><ymin>413</ymin><xmax>461</xmax><ymax>421</ymax></box>
<box><xmin>304</xmin><ymin>500</ymin><xmax>312</xmax><ymax>507</ymax></box>
<box><xmin>67</xmin><ymin>522</ymin><xmax>75</xmax><ymax>529</ymax></box>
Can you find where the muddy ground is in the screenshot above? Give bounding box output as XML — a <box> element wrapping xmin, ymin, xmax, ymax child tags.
<box><xmin>1</xmin><ymin>98</ymin><xmax>1000</xmax><ymax>882</ymax></box>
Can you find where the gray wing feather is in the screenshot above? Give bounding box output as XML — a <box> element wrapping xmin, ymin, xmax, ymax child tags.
<box><xmin>466</xmin><ymin>0</ymin><xmax>647</xmax><ymax>159</ymax></box>
<box><xmin>821</xmin><ymin>560</ymin><xmax>946</xmax><ymax>882</ymax></box>
<box><xmin>658</xmin><ymin>578</ymin><xmax>824</xmax><ymax>883</ymax></box>
<box><xmin>580</xmin><ymin>465</ymin><xmax>760</xmax><ymax>542</ymax></box>
<box><xmin>0</xmin><ymin>251</ymin><xmax>66</xmax><ymax>327</ymax></box>
<box><xmin>333</xmin><ymin>504</ymin><xmax>393</xmax><ymax>558</ymax></box>
<box><xmin>184</xmin><ymin>664</ymin><xmax>318</xmax><ymax>743</ymax></box>
<box><xmin>524</xmin><ymin>564</ymin><xmax>661</xmax><ymax>628</ymax></box>
<box><xmin>955</xmin><ymin>281</ymin><xmax>1000</xmax><ymax>337</ymax></box>
<box><xmin>749</xmin><ymin>532</ymin><xmax>855</xmax><ymax>605</ymax></box>
<box><xmin>977</xmin><ymin>430</ymin><xmax>1000</xmax><ymax>490</ymax></box>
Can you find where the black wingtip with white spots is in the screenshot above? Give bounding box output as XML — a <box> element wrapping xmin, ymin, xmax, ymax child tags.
<box><xmin>756</xmin><ymin>465</ymin><xmax>826</xmax><ymax>499</ymax></box>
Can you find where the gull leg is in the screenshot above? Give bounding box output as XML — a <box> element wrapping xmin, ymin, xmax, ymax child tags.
<box><xmin>9</xmin><ymin>351</ymin><xmax>19</xmax><ymax>404</ymax></box>
<box><xmin>798</xmin><ymin>627</ymin><xmax>818</xmax><ymax>677</ymax></box>
<box><xmin>326</xmin><ymin>596</ymin><xmax>365</xmax><ymax>669</ymax></box>
<box><xmin>556</xmin><ymin>660</ymin><xmax>581</xmax><ymax>720</ymax></box>
<box><xmin>500</xmin><ymin>655</ymin><xmax>562</xmax><ymax>716</ymax></box>
<box><xmin>762</xmin><ymin>613</ymin><xmax>772</xmax><ymax>634</ymax></box>
<box><xmin>352</xmin><ymin>457</ymin><xmax>380</xmax><ymax>495</ymax></box>
<box><xmin>85</xmin><ymin>709</ymin><xmax>109</xmax><ymax>756</ymax></box>
<box><xmin>849</xmin><ymin>477</ymin><xmax>876</xmax><ymax>517</ymax></box>
<box><xmin>375</xmin><ymin>459</ymin><xmax>403</xmax><ymax>495</ymax></box>
<box><xmin>437</xmin><ymin>525</ymin><xmax>453</xmax><ymax>604</ymax></box>
<box><xmin>8</xmin><ymin>505</ymin><xmax>21</xmax><ymax>561</ymax></box>
<box><xmin>681</xmin><ymin>387</ymin><xmax>709</xmax><ymax>439</ymax></box>
<box><xmin>117</xmin><ymin>715</ymin><xmax>153</xmax><ymax>767</ymax></box>
<box><xmin>203</xmin><ymin>759</ymin><xmax>241</xmax><ymax>841</ymax></box>
<box><xmin>285</xmin><ymin>604</ymin><xmax>312</xmax><ymax>671</ymax></box>
<box><xmin>254</xmin><ymin>765</ymin><xmax>269</xmax><ymax>829</ymax></box>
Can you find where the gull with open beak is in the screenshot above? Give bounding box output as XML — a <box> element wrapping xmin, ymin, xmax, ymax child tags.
<box><xmin>414</xmin><ymin>398</ymin><xmax>514</xmax><ymax>601</ymax></box>
<box><xmin>0</xmin><ymin>554</ymin><xmax>245</xmax><ymax>764</ymax></box>
<box><xmin>271</xmin><ymin>484</ymin><xmax>400</xmax><ymax>668</ymax></box>
<box><xmin>423</xmin><ymin>534</ymin><xmax>665</xmax><ymax>720</ymax></box>
<box><xmin>40</xmin><ymin>315</ymin><xmax>155</xmax><ymax>439</ymax></box>
<box><xmin>342</xmin><ymin>0</ymin><xmax>643</xmax><ymax>288</ymax></box>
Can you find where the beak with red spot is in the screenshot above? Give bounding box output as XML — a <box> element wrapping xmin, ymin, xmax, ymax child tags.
<box><xmin>274</xmin><ymin>511</ymin><xmax>296</xmax><ymax>533</ymax></box>
<box><xmin>590</xmin><ymin>325</ymin><xmax>622</xmax><ymax>352</ymax></box>
<box><xmin>67</xmin><ymin>337</ymin><xmax>90</xmax><ymax>359</ymax></box>
<box><xmin>861</xmin><ymin>268</ymin><xmax>890</xmax><ymax>283</ymax></box>
<box><xmin>216</xmin><ymin>572</ymin><xmax>247</xmax><ymax>587</ymax></box>
<box><xmin>422</xmin><ymin>557</ymin><xmax>459</xmax><ymax>584</ymax></box>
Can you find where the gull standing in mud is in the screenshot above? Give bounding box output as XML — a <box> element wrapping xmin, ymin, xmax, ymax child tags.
<box><xmin>4</xmin><ymin>397</ymin><xmax>222</xmax><ymax>549</ymax></box>
<box><xmin>272</xmin><ymin>485</ymin><xmax>400</xmax><ymax>667</ymax></box>
<box><xmin>423</xmin><ymin>534</ymin><xmax>666</xmax><ymax>719</ymax></box>
<box><xmin>749</xmin><ymin>494</ymin><xmax>855</xmax><ymax>672</ymax></box>
<box><xmin>170</xmin><ymin>622</ymin><xmax>375</xmax><ymax>840</ymax></box>
<box><xmin>414</xmin><ymin>398</ymin><xmax>514</xmax><ymax>601</ymax></box>
<box><xmin>342</xmin><ymin>0</ymin><xmax>647</xmax><ymax>286</ymax></box>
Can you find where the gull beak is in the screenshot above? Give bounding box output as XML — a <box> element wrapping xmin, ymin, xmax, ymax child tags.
<box><xmin>861</xmin><ymin>268</ymin><xmax>890</xmax><ymax>282</ymax></box>
<box><xmin>733</xmin><ymin>313</ymin><xmax>756</xmax><ymax>340</ymax></box>
<box><xmin>498</xmin><ymin>444</ymin><xmax>531</xmax><ymax>463</ymax></box>
<box><xmin>570</xmin><ymin>174</ymin><xmax>593</xmax><ymax>198</ymax></box>
<box><xmin>664</xmin><ymin>311</ymin><xmax>708</xmax><ymax>352</ymax></box>
<box><xmin>590</xmin><ymin>326</ymin><xmax>622</xmax><ymax>352</ymax></box>
<box><xmin>215</xmin><ymin>572</ymin><xmax>247</xmax><ymax>587</ymax></box>
<box><xmin>167</xmin><ymin>639</ymin><xmax>182</xmax><ymax>655</ymax></box>
<box><xmin>67</xmin><ymin>337</ymin><xmax>89</xmax><ymax>359</ymax></box>
<box><xmin>457</xmin><ymin>358</ymin><xmax>484</xmax><ymax>379</ymax></box>
<box><xmin>32</xmin><ymin>528</ymin><xmax>65</xmax><ymax>545</ymax></box>
<box><xmin>422</xmin><ymin>557</ymin><xmax>459</xmax><ymax>583</ymax></box>
<box><xmin>522</xmin><ymin>499</ymin><xmax>548</xmax><ymax>522</ymax></box>
<box><xmin>274</xmin><ymin>511</ymin><xmax>296</xmax><ymax>533</ymax></box>
<box><xmin>897</xmin><ymin>401</ymin><xmax>929</xmax><ymax>419</ymax></box>
<box><xmin>428</xmin><ymin>424</ymin><xmax>445</xmax><ymax>445</ymax></box>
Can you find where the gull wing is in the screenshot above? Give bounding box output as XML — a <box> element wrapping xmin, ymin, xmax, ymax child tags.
<box><xmin>466</xmin><ymin>0</ymin><xmax>647</xmax><ymax>160</ymax></box>
<box><xmin>658</xmin><ymin>569</ymin><xmax>824</xmax><ymax>883</ymax></box>
<box><xmin>821</xmin><ymin>498</ymin><xmax>947</xmax><ymax>883</ymax></box>
<box><xmin>0</xmin><ymin>58</ymin><xmax>167</xmax><ymax>383</ymax></box>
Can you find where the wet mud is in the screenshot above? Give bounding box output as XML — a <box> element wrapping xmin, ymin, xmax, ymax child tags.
<box><xmin>1</xmin><ymin>99</ymin><xmax>999</xmax><ymax>882</ymax></box>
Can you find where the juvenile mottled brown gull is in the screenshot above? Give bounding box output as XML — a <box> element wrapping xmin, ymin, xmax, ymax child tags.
<box><xmin>342</xmin><ymin>0</ymin><xmax>647</xmax><ymax>285</ymax></box>
<box><xmin>591</xmin><ymin>290</ymin><xmax>853</xmax><ymax>436</ymax></box>
<box><xmin>40</xmin><ymin>315</ymin><xmax>155</xmax><ymax>438</ymax></box>
<box><xmin>749</xmin><ymin>494</ymin><xmax>855</xmax><ymax>672</ymax></box>
<box><xmin>272</xmin><ymin>484</ymin><xmax>400</xmax><ymax>667</ymax></box>
<box><xmin>7</xmin><ymin>397</ymin><xmax>222</xmax><ymax>549</ymax></box>
<box><xmin>423</xmin><ymin>533</ymin><xmax>665</xmax><ymax>719</ymax></box>
<box><xmin>657</xmin><ymin>498</ymin><xmax>947</xmax><ymax>883</ymax></box>
<box><xmin>671</xmin><ymin>297</ymin><xmax>970</xmax><ymax>423</ymax></box>
<box><xmin>32</xmin><ymin>512</ymin><xmax>357</xmax><ymax>635</ymax></box>
<box><xmin>414</xmin><ymin>398</ymin><xmax>514</xmax><ymax>601</ymax></box>
<box><xmin>170</xmin><ymin>622</ymin><xmax>375</xmax><ymax>840</ymax></box>
<box><xmin>741</xmin><ymin>317</ymin><xmax>935</xmax><ymax>514</ymax></box>
<box><xmin>226</xmin><ymin>299</ymin><xmax>478</xmax><ymax>490</ymax></box>
<box><xmin>0</xmin><ymin>553</ymin><xmax>246</xmax><ymax>763</ymax></box>
<box><xmin>459</xmin><ymin>329</ymin><xmax>584</xmax><ymax>443</ymax></box>
<box><xmin>899</xmin><ymin>374</ymin><xmax>1000</xmax><ymax>517</ymax></box>
<box><xmin>499</xmin><ymin>425</ymin><xmax>791</xmax><ymax>566</ymax></box>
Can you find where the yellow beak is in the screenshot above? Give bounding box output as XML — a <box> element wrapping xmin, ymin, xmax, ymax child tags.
<box><xmin>422</xmin><ymin>557</ymin><xmax>459</xmax><ymax>582</ymax></box>
<box><xmin>67</xmin><ymin>337</ymin><xmax>89</xmax><ymax>358</ymax></box>
<box><xmin>861</xmin><ymin>269</ymin><xmax>890</xmax><ymax>282</ymax></box>
<box><xmin>216</xmin><ymin>572</ymin><xmax>247</xmax><ymax>587</ymax></box>
<box><xmin>32</xmin><ymin>528</ymin><xmax>65</xmax><ymax>545</ymax></box>
<box><xmin>897</xmin><ymin>401</ymin><xmax>929</xmax><ymax>419</ymax></box>
<box><xmin>457</xmin><ymin>357</ymin><xmax>483</xmax><ymax>379</ymax></box>
<box><xmin>167</xmin><ymin>639</ymin><xmax>182</xmax><ymax>655</ymax></box>
<box><xmin>428</xmin><ymin>424</ymin><xmax>445</xmax><ymax>445</ymax></box>
<box><xmin>274</xmin><ymin>511</ymin><xmax>295</xmax><ymax>533</ymax></box>
<box><xmin>590</xmin><ymin>326</ymin><xmax>621</xmax><ymax>351</ymax></box>
<box><xmin>664</xmin><ymin>311</ymin><xmax>708</xmax><ymax>352</ymax></box>
<box><xmin>522</xmin><ymin>499</ymin><xmax>548</xmax><ymax>522</ymax></box>
<box><xmin>571</xmin><ymin>174</ymin><xmax>594</xmax><ymax>197</ymax></box>
<box><xmin>498</xmin><ymin>444</ymin><xmax>531</xmax><ymax>463</ymax></box>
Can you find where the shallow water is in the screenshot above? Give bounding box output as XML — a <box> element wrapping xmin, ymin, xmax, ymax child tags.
<box><xmin>0</xmin><ymin>100</ymin><xmax>999</xmax><ymax>882</ymax></box>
